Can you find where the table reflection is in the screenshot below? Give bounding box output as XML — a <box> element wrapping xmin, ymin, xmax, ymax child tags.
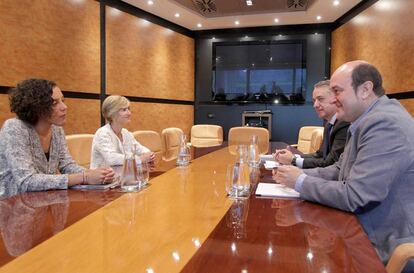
<box><xmin>226</xmin><ymin>199</ymin><xmax>250</xmax><ymax>239</ymax></box>
<box><xmin>274</xmin><ymin>200</ymin><xmax>384</xmax><ymax>273</ymax></box>
<box><xmin>0</xmin><ymin>191</ymin><xmax>69</xmax><ymax>258</ymax></box>
<box><xmin>0</xmin><ymin>190</ymin><xmax>123</xmax><ymax>266</ymax></box>
<box><xmin>182</xmin><ymin>196</ymin><xmax>385</xmax><ymax>273</ymax></box>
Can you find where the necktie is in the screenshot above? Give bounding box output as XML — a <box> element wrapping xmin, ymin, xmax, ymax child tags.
<box><xmin>322</xmin><ymin>123</ymin><xmax>333</xmax><ymax>159</ymax></box>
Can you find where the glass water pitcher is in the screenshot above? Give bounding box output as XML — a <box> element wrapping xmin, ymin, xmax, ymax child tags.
<box><xmin>248</xmin><ymin>135</ymin><xmax>260</xmax><ymax>167</ymax></box>
<box><xmin>177</xmin><ymin>134</ymin><xmax>191</xmax><ymax>166</ymax></box>
<box><xmin>234</xmin><ymin>145</ymin><xmax>251</xmax><ymax>198</ymax></box>
<box><xmin>120</xmin><ymin>144</ymin><xmax>140</xmax><ymax>191</ymax></box>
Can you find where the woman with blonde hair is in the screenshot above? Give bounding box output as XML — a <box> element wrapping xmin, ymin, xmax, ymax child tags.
<box><xmin>90</xmin><ymin>95</ymin><xmax>154</xmax><ymax>169</ymax></box>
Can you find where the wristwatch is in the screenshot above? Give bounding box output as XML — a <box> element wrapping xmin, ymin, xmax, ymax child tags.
<box><xmin>291</xmin><ymin>156</ymin><xmax>296</xmax><ymax>166</ymax></box>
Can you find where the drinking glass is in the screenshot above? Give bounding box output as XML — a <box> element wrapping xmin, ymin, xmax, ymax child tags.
<box><xmin>226</xmin><ymin>164</ymin><xmax>238</xmax><ymax>198</ymax></box>
<box><xmin>136</xmin><ymin>162</ymin><xmax>150</xmax><ymax>188</ymax></box>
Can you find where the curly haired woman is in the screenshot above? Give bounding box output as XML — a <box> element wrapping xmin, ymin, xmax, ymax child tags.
<box><xmin>0</xmin><ymin>79</ymin><xmax>114</xmax><ymax>198</ymax></box>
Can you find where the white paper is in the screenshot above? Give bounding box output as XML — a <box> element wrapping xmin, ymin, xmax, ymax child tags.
<box><xmin>264</xmin><ymin>160</ymin><xmax>279</xmax><ymax>170</ymax></box>
<box><xmin>255</xmin><ymin>183</ymin><xmax>300</xmax><ymax>198</ymax></box>
<box><xmin>260</xmin><ymin>154</ymin><xmax>274</xmax><ymax>161</ymax></box>
<box><xmin>70</xmin><ymin>181</ymin><xmax>119</xmax><ymax>190</ymax></box>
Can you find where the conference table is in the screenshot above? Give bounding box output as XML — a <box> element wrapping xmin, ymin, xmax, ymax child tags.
<box><xmin>0</xmin><ymin>143</ymin><xmax>386</xmax><ymax>272</ymax></box>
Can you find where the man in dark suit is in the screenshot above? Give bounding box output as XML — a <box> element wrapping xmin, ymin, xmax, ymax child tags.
<box><xmin>275</xmin><ymin>80</ymin><xmax>349</xmax><ymax>168</ymax></box>
<box><xmin>274</xmin><ymin>61</ymin><xmax>414</xmax><ymax>271</ymax></box>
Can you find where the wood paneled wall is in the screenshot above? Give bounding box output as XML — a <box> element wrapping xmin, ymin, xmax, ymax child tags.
<box><xmin>64</xmin><ymin>98</ymin><xmax>101</xmax><ymax>134</ymax></box>
<box><xmin>0</xmin><ymin>0</ymin><xmax>100</xmax><ymax>92</ymax></box>
<box><xmin>331</xmin><ymin>0</ymin><xmax>414</xmax><ymax>115</ymax></box>
<box><xmin>0</xmin><ymin>0</ymin><xmax>195</xmax><ymax>136</ymax></box>
<box><xmin>125</xmin><ymin>102</ymin><xmax>193</xmax><ymax>136</ymax></box>
<box><xmin>105</xmin><ymin>6</ymin><xmax>194</xmax><ymax>134</ymax></box>
<box><xmin>106</xmin><ymin>6</ymin><xmax>194</xmax><ymax>101</ymax></box>
<box><xmin>0</xmin><ymin>95</ymin><xmax>15</xmax><ymax>126</ymax></box>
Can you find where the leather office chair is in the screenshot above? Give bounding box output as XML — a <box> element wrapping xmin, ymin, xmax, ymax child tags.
<box><xmin>161</xmin><ymin>127</ymin><xmax>184</xmax><ymax>161</ymax></box>
<box><xmin>228</xmin><ymin>126</ymin><xmax>269</xmax><ymax>154</ymax></box>
<box><xmin>386</xmin><ymin>243</ymin><xmax>414</xmax><ymax>273</ymax></box>
<box><xmin>292</xmin><ymin>126</ymin><xmax>324</xmax><ymax>154</ymax></box>
<box><xmin>65</xmin><ymin>134</ymin><xmax>94</xmax><ymax>168</ymax></box>
<box><xmin>132</xmin><ymin>130</ymin><xmax>163</xmax><ymax>164</ymax></box>
<box><xmin>309</xmin><ymin>127</ymin><xmax>324</xmax><ymax>153</ymax></box>
<box><xmin>190</xmin><ymin>124</ymin><xmax>223</xmax><ymax>147</ymax></box>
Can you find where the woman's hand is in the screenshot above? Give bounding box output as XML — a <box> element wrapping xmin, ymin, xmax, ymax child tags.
<box><xmin>140</xmin><ymin>152</ymin><xmax>156</xmax><ymax>170</ymax></box>
<box><xmin>85</xmin><ymin>167</ymin><xmax>115</xmax><ymax>184</ymax></box>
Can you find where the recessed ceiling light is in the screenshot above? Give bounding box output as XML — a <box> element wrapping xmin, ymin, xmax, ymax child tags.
<box><xmin>175</xmin><ymin>13</ymin><xmax>180</xmax><ymax>18</ymax></box>
<box><xmin>147</xmin><ymin>0</ymin><xmax>153</xmax><ymax>5</ymax></box>
<box><xmin>274</xmin><ymin>18</ymin><xmax>279</xmax><ymax>23</ymax></box>
<box><xmin>197</xmin><ymin>23</ymin><xmax>202</xmax><ymax>28</ymax></box>
<box><xmin>235</xmin><ymin>20</ymin><xmax>240</xmax><ymax>25</ymax></box>
<box><xmin>333</xmin><ymin>0</ymin><xmax>340</xmax><ymax>6</ymax></box>
<box><xmin>316</xmin><ymin>15</ymin><xmax>322</xmax><ymax>20</ymax></box>
<box><xmin>246</xmin><ymin>0</ymin><xmax>253</xmax><ymax>6</ymax></box>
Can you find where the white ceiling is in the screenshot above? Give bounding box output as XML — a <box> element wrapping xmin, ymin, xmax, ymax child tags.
<box><xmin>122</xmin><ymin>0</ymin><xmax>363</xmax><ymax>30</ymax></box>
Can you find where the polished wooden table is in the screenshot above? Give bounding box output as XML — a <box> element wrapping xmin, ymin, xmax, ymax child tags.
<box><xmin>0</xmin><ymin>143</ymin><xmax>386</xmax><ymax>272</ymax></box>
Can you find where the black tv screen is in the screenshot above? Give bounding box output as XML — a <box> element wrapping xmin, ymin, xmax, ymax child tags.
<box><xmin>212</xmin><ymin>40</ymin><xmax>306</xmax><ymax>104</ymax></box>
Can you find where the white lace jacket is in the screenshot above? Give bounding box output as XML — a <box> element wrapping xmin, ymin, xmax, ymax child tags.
<box><xmin>90</xmin><ymin>123</ymin><xmax>150</xmax><ymax>169</ymax></box>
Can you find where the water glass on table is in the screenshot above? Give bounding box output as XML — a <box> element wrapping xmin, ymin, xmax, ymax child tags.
<box><xmin>226</xmin><ymin>164</ymin><xmax>238</xmax><ymax>198</ymax></box>
<box><xmin>226</xmin><ymin>162</ymin><xmax>250</xmax><ymax>199</ymax></box>
<box><xmin>136</xmin><ymin>162</ymin><xmax>150</xmax><ymax>188</ymax></box>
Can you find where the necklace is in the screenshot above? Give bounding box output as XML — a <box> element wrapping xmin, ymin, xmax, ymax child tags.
<box><xmin>110</xmin><ymin>125</ymin><xmax>123</xmax><ymax>140</ymax></box>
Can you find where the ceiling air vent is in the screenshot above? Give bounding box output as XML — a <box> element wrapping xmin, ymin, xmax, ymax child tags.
<box><xmin>193</xmin><ymin>0</ymin><xmax>217</xmax><ymax>14</ymax></box>
<box><xmin>286</xmin><ymin>0</ymin><xmax>308</xmax><ymax>10</ymax></box>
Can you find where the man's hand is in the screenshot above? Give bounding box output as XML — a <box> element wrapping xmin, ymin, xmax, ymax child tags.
<box><xmin>274</xmin><ymin>149</ymin><xmax>294</xmax><ymax>165</ymax></box>
<box><xmin>273</xmin><ymin>165</ymin><xmax>303</xmax><ymax>189</ymax></box>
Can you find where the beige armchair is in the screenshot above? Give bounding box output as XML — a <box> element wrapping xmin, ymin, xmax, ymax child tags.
<box><xmin>292</xmin><ymin>126</ymin><xmax>324</xmax><ymax>154</ymax></box>
<box><xmin>386</xmin><ymin>243</ymin><xmax>414</xmax><ymax>273</ymax></box>
<box><xmin>190</xmin><ymin>124</ymin><xmax>223</xmax><ymax>147</ymax></box>
<box><xmin>228</xmin><ymin>126</ymin><xmax>269</xmax><ymax>154</ymax></box>
<box><xmin>161</xmin><ymin>127</ymin><xmax>184</xmax><ymax>161</ymax></box>
<box><xmin>65</xmin><ymin>134</ymin><xmax>94</xmax><ymax>168</ymax></box>
<box><xmin>309</xmin><ymin>127</ymin><xmax>324</xmax><ymax>153</ymax></box>
<box><xmin>132</xmin><ymin>130</ymin><xmax>163</xmax><ymax>164</ymax></box>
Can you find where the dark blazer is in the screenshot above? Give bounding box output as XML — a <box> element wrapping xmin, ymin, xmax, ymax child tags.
<box><xmin>301</xmin><ymin>120</ymin><xmax>350</xmax><ymax>169</ymax></box>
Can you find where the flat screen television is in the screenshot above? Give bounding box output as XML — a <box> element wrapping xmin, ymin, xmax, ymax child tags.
<box><xmin>212</xmin><ymin>40</ymin><xmax>306</xmax><ymax>104</ymax></box>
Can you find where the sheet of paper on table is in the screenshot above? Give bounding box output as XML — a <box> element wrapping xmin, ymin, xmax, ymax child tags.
<box><xmin>255</xmin><ymin>182</ymin><xmax>300</xmax><ymax>198</ymax></box>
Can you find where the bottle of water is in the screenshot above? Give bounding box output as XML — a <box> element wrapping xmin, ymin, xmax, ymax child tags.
<box><xmin>248</xmin><ymin>135</ymin><xmax>260</xmax><ymax>167</ymax></box>
<box><xmin>176</xmin><ymin>134</ymin><xmax>191</xmax><ymax>166</ymax></box>
<box><xmin>120</xmin><ymin>144</ymin><xmax>139</xmax><ymax>191</ymax></box>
